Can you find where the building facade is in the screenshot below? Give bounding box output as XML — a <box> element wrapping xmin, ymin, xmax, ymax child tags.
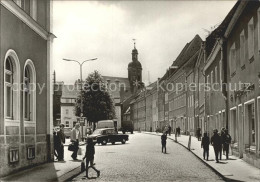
<box><xmin>225</xmin><ymin>1</ymin><xmax>260</xmax><ymax>168</ymax></box>
<box><xmin>0</xmin><ymin>0</ymin><xmax>54</xmax><ymax>177</ymax></box>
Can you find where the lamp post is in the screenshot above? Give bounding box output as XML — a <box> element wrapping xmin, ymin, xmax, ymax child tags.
<box><xmin>63</xmin><ymin>58</ymin><xmax>97</xmax><ymax>141</ymax></box>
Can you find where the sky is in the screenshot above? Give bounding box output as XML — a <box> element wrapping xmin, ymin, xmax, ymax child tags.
<box><xmin>53</xmin><ymin>0</ymin><xmax>236</xmax><ymax>85</ymax></box>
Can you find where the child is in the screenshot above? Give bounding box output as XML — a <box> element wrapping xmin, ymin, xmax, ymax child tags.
<box><xmin>161</xmin><ymin>132</ymin><xmax>167</xmax><ymax>154</ymax></box>
<box><xmin>201</xmin><ymin>132</ymin><xmax>210</xmax><ymax>161</ymax></box>
<box><xmin>83</xmin><ymin>138</ymin><xmax>100</xmax><ymax>178</ymax></box>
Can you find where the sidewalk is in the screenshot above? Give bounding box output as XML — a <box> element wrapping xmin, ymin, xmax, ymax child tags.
<box><xmin>145</xmin><ymin>132</ymin><xmax>260</xmax><ymax>182</ymax></box>
<box><xmin>1</xmin><ymin>140</ymin><xmax>86</xmax><ymax>182</ymax></box>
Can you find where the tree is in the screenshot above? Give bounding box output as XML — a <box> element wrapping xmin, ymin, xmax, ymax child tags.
<box><xmin>75</xmin><ymin>70</ymin><xmax>115</xmax><ymax>130</ymax></box>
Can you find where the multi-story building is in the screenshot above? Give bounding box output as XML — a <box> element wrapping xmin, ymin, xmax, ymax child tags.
<box><xmin>145</xmin><ymin>85</ymin><xmax>153</xmax><ymax>132</ymax></box>
<box><xmin>203</xmin><ymin>1</ymin><xmax>238</xmax><ymax>138</ymax></box>
<box><xmin>103</xmin><ymin>76</ymin><xmax>131</xmax><ymax>129</ymax></box>
<box><xmin>167</xmin><ymin>35</ymin><xmax>202</xmax><ymax>134</ymax></box>
<box><xmin>151</xmin><ymin>81</ymin><xmax>159</xmax><ymax>131</ymax></box>
<box><xmin>194</xmin><ymin>43</ymin><xmax>206</xmax><ymax>134</ymax></box>
<box><xmin>224</xmin><ymin>1</ymin><xmax>260</xmax><ymax>168</ymax></box>
<box><xmin>60</xmin><ymin>85</ymin><xmax>79</xmax><ymax>128</ymax></box>
<box><xmin>0</xmin><ymin>0</ymin><xmax>54</xmax><ymax>177</ymax></box>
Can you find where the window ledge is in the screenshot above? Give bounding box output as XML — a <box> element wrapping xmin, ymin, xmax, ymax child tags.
<box><xmin>249</xmin><ymin>55</ymin><xmax>254</xmax><ymax>63</ymax></box>
<box><xmin>241</xmin><ymin>64</ymin><xmax>245</xmax><ymax>70</ymax></box>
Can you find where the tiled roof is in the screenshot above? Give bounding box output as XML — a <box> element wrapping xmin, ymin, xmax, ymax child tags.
<box><xmin>205</xmin><ymin>0</ymin><xmax>241</xmax><ymax>57</ymax></box>
<box><xmin>62</xmin><ymin>85</ymin><xmax>79</xmax><ymax>98</ymax></box>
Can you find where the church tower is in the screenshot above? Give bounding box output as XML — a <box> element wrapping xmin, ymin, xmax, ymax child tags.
<box><xmin>128</xmin><ymin>40</ymin><xmax>143</xmax><ymax>94</ymax></box>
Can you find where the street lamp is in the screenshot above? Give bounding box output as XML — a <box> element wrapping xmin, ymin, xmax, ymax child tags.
<box><xmin>63</xmin><ymin>58</ymin><xmax>97</xmax><ymax>141</ymax></box>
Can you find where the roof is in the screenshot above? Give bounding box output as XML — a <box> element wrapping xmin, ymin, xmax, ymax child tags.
<box><xmin>160</xmin><ymin>34</ymin><xmax>202</xmax><ymax>81</ymax></box>
<box><xmin>62</xmin><ymin>85</ymin><xmax>79</xmax><ymax>98</ymax></box>
<box><xmin>205</xmin><ymin>0</ymin><xmax>241</xmax><ymax>57</ymax></box>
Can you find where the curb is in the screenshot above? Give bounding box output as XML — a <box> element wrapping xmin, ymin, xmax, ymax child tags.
<box><xmin>58</xmin><ymin>166</ymin><xmax>82</xmax><ymax>182</ymax></box>
<box><xmin>143</xmin><ymin>132</ymin><xmax>228</xmax><ymax>182</ymax></box>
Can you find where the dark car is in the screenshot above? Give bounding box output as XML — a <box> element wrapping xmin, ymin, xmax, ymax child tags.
<box><xmin>87</xmin><ymin>128</ymin><xmax>129</xmax><ymax>145</ymax></box>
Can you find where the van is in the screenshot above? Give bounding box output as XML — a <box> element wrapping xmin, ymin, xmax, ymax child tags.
<box><xmin>96</xmin><ymin>120</ymin><xmax>115</xmax><ymax>129</ymax></box>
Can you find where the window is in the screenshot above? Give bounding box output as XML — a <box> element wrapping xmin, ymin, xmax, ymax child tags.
<box><xmin>65</xmin><ymin>121</ymin><xmax>69</xmax><ymax>127</ymax></box>
<box><xmin>240</xmin><ymin>30</ymin><xmax>245</xmax><ymax>67</ymax></box>
<box><xmin>66</xmin><ymin>109</ymin><xmax>69</xmax><ymax>115</ymax></box>
<box><xmin>24</xmin><ymin>67</ymin><xmax>30</xmax><ymax>120</ymax></box>
<box><xmin>258</xmin><ymin>8</ymin><xmax>260</xmax><ymax>51</ymax></box>
<box><xmin>215</xmin><ymin>66</ymin><xmax>218</xmax><ymax>83</ymax></box>
<box><xmin>219</xmin><ymin>60</ymin><xmax>222</xmax><ymax>85</ymax></box>
<box><xmin>30</xmin><ymin>0</ymin><xmax>37</xmax><ymax>20</ymax></box>
<box><xmin>4</xmin><ymin>50</ymin><xmax>21</xmax><ymax>121</ymax></box>
<box><xmin>211</xmin><ymin>71</ymin><xmax>213</xmax><ymax>85</ymax></box>
<box><xmin>23</xmin><ymin>60</ymin><xmax>36</xmax><ymax>121</ymax></box>
<box><xmin>5</xmin><ymin>57</ymin><xmax>13</xmax><ymax>118</ymax></box>
<box><xmin>248</xmin><ymin>17</ymin><xmax>254</xmax><ymax>60</ymax></box>
<box><xmin>248</xmin><ymin>104</ymin><xmax>255</xmax><ymax>146</ymax></box>
<box><xmin>230</xmin><ymin>43</ymin><xmax>236</xmax><ymax>75</ymax></box>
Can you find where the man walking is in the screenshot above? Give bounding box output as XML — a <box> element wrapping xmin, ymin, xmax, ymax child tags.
<box><xmin>71</xmin><ymin>123</ymin><xmax>81</xmax><ymax>160</ymax></box>
<box><xmin>57</xmin><ymin>124</ymin><xmax>66</xmax><ymax>161</ymax></box>
<box><xmin>161</xmin><ymin>132</ymin><xmax>167</xmax><ymax>154</ymax></box>
<box><xmin>211</xmin><ymin>129</ymin><xmax>222</xmax><ymax>163</ymax></box>
<box><xmin>223</xmin><ymin>129</ymin><xmax>232</xmax><ymax>160</ymax></box>
<box><xmin>168</xmin><ymin>125</ymin><xmax>172</xmax><ymax>136</ymax></box>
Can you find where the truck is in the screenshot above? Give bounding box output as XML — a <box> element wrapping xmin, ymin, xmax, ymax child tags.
<box><xmin>121</xmin><ymin>120</ymin><xmax>134</xmax><ymax>134</ymax></box>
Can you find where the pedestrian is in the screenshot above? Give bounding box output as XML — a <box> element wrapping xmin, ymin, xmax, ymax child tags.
<box><xmin>168</xmin><ymin>125</ymin><xmax>172</xmax><ymax>136</ymax></box>
<box><xmin>196</xmin><ymin>128</ymin><xmax>202</xmax><ymax>141</ymax></box>
<box><xmin>223</xmin><ymin>129</ymin><xmax>232</xmax><ymax>160</ymax></box>
<box><xmin>57</xmin><ymin>124</ymin><xmax>66</xmax><ymax>161</ymax></box>
<box><xmin>164</xmin><ymin>125</ymin><xmax>168</xmax><ymax>135</ymax></box>
<box><xmin>201</xmin><ymin>132</ymin><xmax>210</xmax><ymax>161</ymax></box>
<box><xmin>220</xmin><ymin>127</ymin><xmax>225</xmax><ymax>159</ymax></box>
<box><xmin>161</xmin><ymin>132</ymin><xmax>167</xmax><ymax>154</ymax></box>
<box><xmin>211</xmin><ymin>129</ymin><xmax>222</xmax><ymax>163</ymax></box>
<box><xmin>156</xmin><ymin>126</ymin><xmax>159</xmax><ymax>133</ymax></box>
<box><xmin>177</xmin><ymin>126</ymin><xmax>181</xmax><ymax>137</ymax></box>
<box><xmin>53</xmin><ymin>127</ymin><xmax>60</xmax><ymax>161</ymax></box>
<box><xmin>83</xmin><ymin>138</ymin><xmax>100</xmax><ymax>178</ymax></box>
<box><xmin>70</xmin><ymin>123</ymin><xmax>81</xmax><ymax>160</ymax></box>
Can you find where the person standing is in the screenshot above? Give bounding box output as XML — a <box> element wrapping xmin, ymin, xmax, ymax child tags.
<box><xmin>53</xmin><ymin>127</ymin><xmax>60</xmax><ymax>161</ymax></box>
<box><xmin>83</xmin><ymin>138</ymin><xmax>100</xmax><ymax>178</ymax></box>
<box><xmin>219</xmin><ymin>127</ymin><xmax>225</xmax><ymax>160</ymax></box>
<box><xmin>57</xmin><ymin>124</ymin><xmax>66</xmax><ymax>161</ymax></box>
<box><xmin>177</xmin><ymin>126</ymin><xmax>181</xmax><ymax>137</ymax></box>
<box><xmin>161</xmin><ymin>132</ymin><xmax>167</xmax><ymax>154</ymax></box>
<box><xmin>196</xmin><ymin>128</ymin><xmax>202</xmax><ymax>141</ymax></box>
<box><xmin>201</xmin><ymin>132</ymin><xmax>210</xmax><ymax>161</ymax></box>
<box><xmin>71</xmin><ymin>123</ymin><xmax>81</xmax><ymax>160</ymax></box>
<box><xmin>223</xmin><ymin>129</ymin><xmax>232</xmax><ymax>160</ymax></box>
<box><xmin>211</xmin><ymin>129</ymin><xmax>222</xmax><ymax>163</ymax></box>
<box><xmin>168</xmin><ymin>125</ymin><xmax>172</xmax><ymax>136</ymax></box>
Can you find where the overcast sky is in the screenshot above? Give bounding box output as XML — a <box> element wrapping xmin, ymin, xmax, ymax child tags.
<box><xmin>53</xmin><ymin>0</ymin><xmax>236</xmax><ymax>85</ymax></box>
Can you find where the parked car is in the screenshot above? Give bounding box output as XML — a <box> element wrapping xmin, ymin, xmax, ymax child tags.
<box><xmin>87</xmin><ymin>128</ymin><xmax>129</xmax><ymax>145</ymax></box>
<box><xmin>63</xmin><ymin>127</ymin><xmax>72</xmax><ymax>138</ymax></box>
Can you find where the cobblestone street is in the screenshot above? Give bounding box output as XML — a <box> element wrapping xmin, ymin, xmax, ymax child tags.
<box><xmin>72</xmin><ymin>133</ymin><xmax>224</xmax><ymax>182</ymax></box>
